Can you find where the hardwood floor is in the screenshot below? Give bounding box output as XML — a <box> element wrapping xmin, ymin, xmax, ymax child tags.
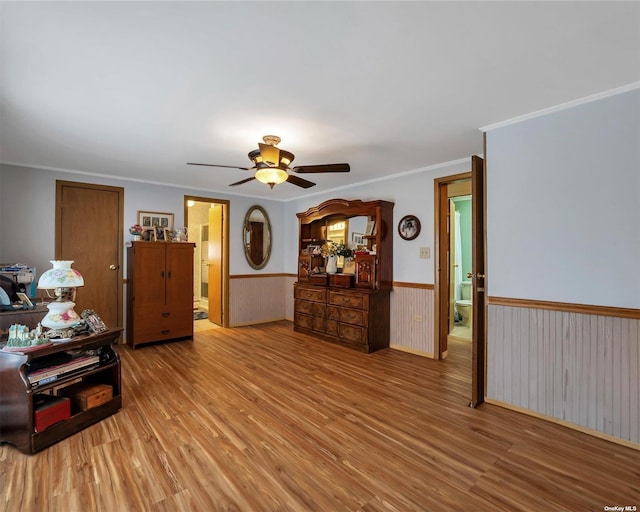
<box><xmin>2</xmin><ymin>321</ymin><xmax>638</xmax><ymax>511</ymax></box>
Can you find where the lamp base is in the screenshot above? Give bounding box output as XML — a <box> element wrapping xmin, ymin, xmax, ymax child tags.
<box><xmin>41</xmin><ymin>301</ymin><xmax>81</xmax><ymax>329</ymax></box>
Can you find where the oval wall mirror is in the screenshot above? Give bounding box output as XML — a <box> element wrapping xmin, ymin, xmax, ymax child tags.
<box><xmin>243</xmin><ymin>205</ymin><xmax>272</xmax><ymax>270</ymax></box>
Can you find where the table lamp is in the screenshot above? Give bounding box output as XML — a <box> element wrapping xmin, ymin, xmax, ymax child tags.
<box><xmin>37</xmin><ymin>260</ymin><xmax>85</xmax><ymax>329</ymax></box>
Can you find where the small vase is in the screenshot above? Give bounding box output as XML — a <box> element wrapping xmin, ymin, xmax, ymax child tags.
<box><xmin>326</xmin><ymin>255</ymin><xmax>338</xmax><ymax>274</ymax></box>
<box><xmin>132</xmin><ymin>234</ymin><xmax>141</xmax><ymax>241</ymax></box>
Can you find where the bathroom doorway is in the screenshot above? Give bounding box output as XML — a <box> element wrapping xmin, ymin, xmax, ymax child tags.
<box><xmin>185</xmin><ymin>196</ymin><xmax>229</xmax><ymax>328</ymax></box>
<box><xmin>434</xmin><ymin>155</ymin><xmax>486</xmax><ymax>407</ymax></box>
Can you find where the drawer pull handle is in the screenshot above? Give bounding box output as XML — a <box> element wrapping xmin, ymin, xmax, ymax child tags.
<box><xmin>161</xmin><ymin>329</ymin><xmax>170</xmax><ymax>335</ymax></box>
<box><xmin>161</xmin><ymin>312</ymin><xmax>170</xmax><ymax>317</ymax></box>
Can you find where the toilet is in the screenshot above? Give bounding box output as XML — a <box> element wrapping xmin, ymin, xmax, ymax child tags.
<box><xmin>456</xmin><ymin>281</ymin><xmax>473</xmax><ymax>327</ymax></box>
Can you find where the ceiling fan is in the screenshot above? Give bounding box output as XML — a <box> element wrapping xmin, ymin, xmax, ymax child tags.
<box><xmin>187</xmin><ymin>135</ymin><xmax>350</xmax><ymax>189</ymax></box>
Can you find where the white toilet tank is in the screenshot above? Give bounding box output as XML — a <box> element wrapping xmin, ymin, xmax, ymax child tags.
<box><xmin>461</xmin><ymin>281</ymin><xmax>472</xmax><ymax>301</ymax></box>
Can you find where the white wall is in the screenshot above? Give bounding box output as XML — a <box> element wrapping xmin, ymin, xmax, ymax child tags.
<box><xmin>486</xmin><ymin>88</ymin><xmax>640</xmax><ymax>309</ymax></box>
<box><xmin>0</xmin><ymin>164</ymin><xmax>285</xmax><ymax>279</ymax></box>
<box><xmin>485</xmin><ymin>87</ymin><xmax>640</xmax><ymax>445</ymax></box>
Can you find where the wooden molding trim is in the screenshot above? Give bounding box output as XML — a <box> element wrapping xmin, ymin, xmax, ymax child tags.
<box><xmin>484</xmin><ymin>398</ymin><xmax>640</xmax><ymax>451</ymax></box>
<box><xmin>488</xmin><ymin>296</ymin><xmax>640</xmax><ymax>320</ymax></box>
<box><xmin>392</xmin><ymin>282</ymin><xmax>435</xmax><ymax>290</ymax></box>
<box><xmin>390</xmin><ymin>344</ymin><xmax>434</xmax><ymax>359</ymax></box>
<box><xmin>231</xmin><ymin>273</ymin><xmax>289</xmax><ymax>280</ymax></box>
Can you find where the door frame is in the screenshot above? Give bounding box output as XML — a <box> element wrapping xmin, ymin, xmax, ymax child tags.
<box><xmin>55</xmin><ymin>180</ymin><xmax>124</xmax><ymax>331</ymax></box>
<box><xmin>433</xmin><ymin>155</ymin><xmax>487</xmax><ymax>407</ymax></box>
<box><xmin>184</xmin><ymin>196</ymin><xmax>229</xmax><ymax>328</ymax></box>
<box><xmin>434</xmin><ymin>171</ymin><xmax>471</xmax><ymax>359</ymax></box>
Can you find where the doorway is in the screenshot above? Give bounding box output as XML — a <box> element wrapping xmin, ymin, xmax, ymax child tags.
<box><xmin>434</xmin><ymin>155</ymin><xmax>486</xmax><ymax>407</ymax></box>
<box><xmin>185</xmin><ymin>196</ymin><xmax>229</xmax><ymax>328</ymax></box>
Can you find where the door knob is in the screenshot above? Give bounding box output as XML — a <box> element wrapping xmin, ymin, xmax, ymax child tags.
<box><xmin>109</xmin><ymin>264</ymin><xmax>118</xmax><ymax>270</ymax></box>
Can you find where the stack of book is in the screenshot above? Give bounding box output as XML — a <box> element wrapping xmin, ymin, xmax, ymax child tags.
<box><xmin>28</xmin><ymin>355</ymin><xmax>100</xmax><ymax>386</ymax></box>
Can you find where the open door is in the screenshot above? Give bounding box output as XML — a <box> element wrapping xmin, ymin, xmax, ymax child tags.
<box><xmin>470</xmin><ymin>155</ymin><xmax>486</xmax><ymax>407</ymax></box>
<box><xmin>208</xmin><ymin>204</ymin><xmax>223</xmax><ymax>326</ymax></box>
<box><xmin>185</xmin><ymin>196</ymin><xmax>229</xmax><ymax>328</ymax></box>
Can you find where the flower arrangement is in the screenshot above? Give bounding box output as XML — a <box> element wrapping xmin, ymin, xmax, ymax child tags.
<box><xmin>129</xmin><ymin>224</ymin><xmax>144</xmax><ymax>236</ymax></box>
<box><xmin>335</xmin><ymin>243</ymin><xmax>354</xmax><ymax>259</ymax></box>
<box><xmin>320</xmin><ymin>242</ymin><xmax>336</xmax><ymax>257</ymax></box>
<box><xmin>320</xmin><ymin>242</ymin><xmax>354</xmax><ymax>259</ymax></box>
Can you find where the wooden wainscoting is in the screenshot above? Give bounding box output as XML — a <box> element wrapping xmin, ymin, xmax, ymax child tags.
<box><xmin>487</xmin><ymin>298</ymin><xmax>640</xmax><ymax>446</ymax></box>
<box><xmin>390</xmin><ymin>282</ymin><xmax>435</xmax><ymax>357</ymax></box>
<box><xmin>229</xmin><ymin>274</ymin><xmax>287</xmax><ymax>326</ymax></box>
<box><xmin>2</xmin><ymin>321</ymin><xmax>638</xmax><ymax>511</ymax></box>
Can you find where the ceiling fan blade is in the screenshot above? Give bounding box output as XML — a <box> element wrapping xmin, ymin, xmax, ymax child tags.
<box><xmin>258</xmin><ymin>143</ymin><xmax>280</xmax><ymax>167</ymax></box>
<box><xmin>229</xmin><ymin>177</ymin><xmax>256</xmax><ymax>186</ymax></box>
<box><xmin>286</xmin><ymin>174</ymin><xmax>316</xmax><ymax>189</ymax></box>
<box><xmin>292</xmin><ymin>163</ymin><xmax>350</xmax><ymax>173</ymax></box>
<box><xmin>187</xmin><ymin>162</ymin><xmax>252</xmax><ymax>171</ymax></box>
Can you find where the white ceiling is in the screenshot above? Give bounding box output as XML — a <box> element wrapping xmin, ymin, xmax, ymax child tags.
<box><xmin>1</xmin><ymin>1</ymin><xmax>639</xmax><ymax>201</ymax></box>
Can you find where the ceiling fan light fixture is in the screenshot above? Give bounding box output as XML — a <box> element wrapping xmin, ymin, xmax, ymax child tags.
<box><xmin>255</xmin><ymin>167</ymin><xmax>288</xmax><ymax>188</ymax></box>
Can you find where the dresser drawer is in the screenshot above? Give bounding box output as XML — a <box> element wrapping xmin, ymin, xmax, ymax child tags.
<box><xmin>294</xmin><ymin>286</ymin><xmax>326</xmax><ymax>303</ymax></box>
<box><xmin>328</xmin><ymin>291</ymin><xmax>367</xmax><ymax>309</ymax></box>
<box><xmin>339</xmin><ymin>308</ymin><xmax>366</xmax><ymax>326</ymax></box>
<box><xmin>296</xmin><ymin>300</ymin><xmax>326</xmax><ymax>317</ymax></box>
<box><xmin>339</xmin><ymin>323</ymin><xmax>367</xmax><ymax>344</ymax></box>
<box><xmin>295</xmin><ymin>299</ymin><xmax>314</xmax><ymax>315</ymax></box>
<box><xmin>132</xmin><ymin>306</ymin><xmax>192</xmax><ymax>344</ymax></box>
<box><xmin>294</xmin><ymin>312</ymin><xmax>314</xmax><ymax>330</ymax></box>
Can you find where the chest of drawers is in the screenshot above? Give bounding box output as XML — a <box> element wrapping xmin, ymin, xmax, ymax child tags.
<box><xmin>293</xmin><ymin>283</ymin><xmax>390</xmax><ymax>353</ymax></box>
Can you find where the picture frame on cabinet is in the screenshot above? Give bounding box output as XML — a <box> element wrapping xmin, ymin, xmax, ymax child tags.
<box><xmin>138</xmin><ymin>211</ymin><xmax>174</xmax><ymax>232</ymax></box>
<box><xmin>352</xmin><ymin>232</ymin><xmax>364</xmax><ymax>246</ymax></box>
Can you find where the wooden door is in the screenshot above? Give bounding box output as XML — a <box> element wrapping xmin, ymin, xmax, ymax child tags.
<box><xmin>166</xmin><ymin>243</ymin><xmax>195</xmax><ymax>309</ymax></box>
<box><xmin>133</xmin><ymin>243</ymin><xmax>165</xmax><ymax>307</ymax></box>
<box><xmin>208</xmin><ymin>204</ymin><xmax>223</xmax><ymax>325</ymax></box>
<box><xmin>470</xmin><ymin>155</ymin><xmax>486</xmax><ymax>407</ymax></box>
<box><xmin>249</xmin><ymin>221</ymin><xmax>264</xmax><ymax>266</ymax></box>
<box><xmin>56</xmin><ymin>181</ymin><xmax>123</xmax><ymax>330</ymax></box>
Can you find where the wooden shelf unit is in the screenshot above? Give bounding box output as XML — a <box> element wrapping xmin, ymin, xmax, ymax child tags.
<box><xmin>294</xmin><ymin>198</ymin><xmax>394</xmax><ymax>352</ymax></box>
<box><xmin>0</xmin><ymin>328</ymin><xmax>122</xmax><ymax>454</ymax></box>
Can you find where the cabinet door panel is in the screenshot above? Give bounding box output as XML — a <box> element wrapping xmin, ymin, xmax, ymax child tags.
<box><xmin>166</xmin><ymin>244</ymin><xmax>195</xmax><ymax>307</ymax></box>
<box><xmin>133</xmin><ymin>244</ymin><xmax>166</xmax><ymax>306</ymax></box>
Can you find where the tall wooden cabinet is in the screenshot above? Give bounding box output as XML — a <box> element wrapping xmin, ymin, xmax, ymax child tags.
<box><xmin>126</xmin><ymin>241</ymin><xmax>195</xmax><ymax>348</ymax></box>
<box><xmin>294</xmin><ymin>199</ymin><xmax>394</xmax><ymax>353</ymax></box>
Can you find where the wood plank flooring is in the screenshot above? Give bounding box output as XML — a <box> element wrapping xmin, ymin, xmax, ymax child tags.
<box><xmin>1</xmin><ymin>321</ymin><xmax>638</xmax><ymax>511</ymax></box>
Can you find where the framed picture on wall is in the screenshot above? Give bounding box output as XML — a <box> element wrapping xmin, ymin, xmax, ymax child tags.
<box><xmin>398</xmin><ymin>215</ymin><xmax>421</xmax><ymax>241</ymax></box>
<box><xmin>137</xmin><ymin>211</ymin><xmax>174</xmax><ymax>231</ymax></box>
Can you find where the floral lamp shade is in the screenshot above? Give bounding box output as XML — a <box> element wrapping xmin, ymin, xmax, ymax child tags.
<box><xmin>38</xmin><ymin>260</ymin><xmax>85</xmax><ymax>289</ymax></box>
<box><xmin>37</xmin><ymin>260</ymin><xmax>84</xmax><ymax>330</ymax></box>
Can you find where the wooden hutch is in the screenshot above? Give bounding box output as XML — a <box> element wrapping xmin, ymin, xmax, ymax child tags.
<box><xmin>294</xmin><ymin>198</ymin><xmax>394</xmax><ymax>352</ymax></box>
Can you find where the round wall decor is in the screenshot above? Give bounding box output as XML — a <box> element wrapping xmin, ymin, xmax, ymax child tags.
<box><xmin>398</xmin><ymin>215</ymin><xmax>421</xmax><ymax>241</ymax></box>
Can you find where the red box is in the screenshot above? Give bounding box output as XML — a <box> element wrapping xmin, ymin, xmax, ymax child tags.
<box><xmin>33</xmin><ymin>394</ymin><xmax>71</xmax><ymax>432</ymax></box>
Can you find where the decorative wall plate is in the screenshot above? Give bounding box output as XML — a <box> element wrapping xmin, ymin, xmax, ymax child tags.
<box><xmin>398</xmin><ymin>215</ymin><xmax>421</xmax><ymax>241</ymax></box>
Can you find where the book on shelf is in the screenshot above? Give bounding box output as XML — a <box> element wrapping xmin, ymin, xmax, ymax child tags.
<box><xmin>28</xmin><ymin>355</ymin><xmax>100</xmax><ymax>386</ymax></box>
